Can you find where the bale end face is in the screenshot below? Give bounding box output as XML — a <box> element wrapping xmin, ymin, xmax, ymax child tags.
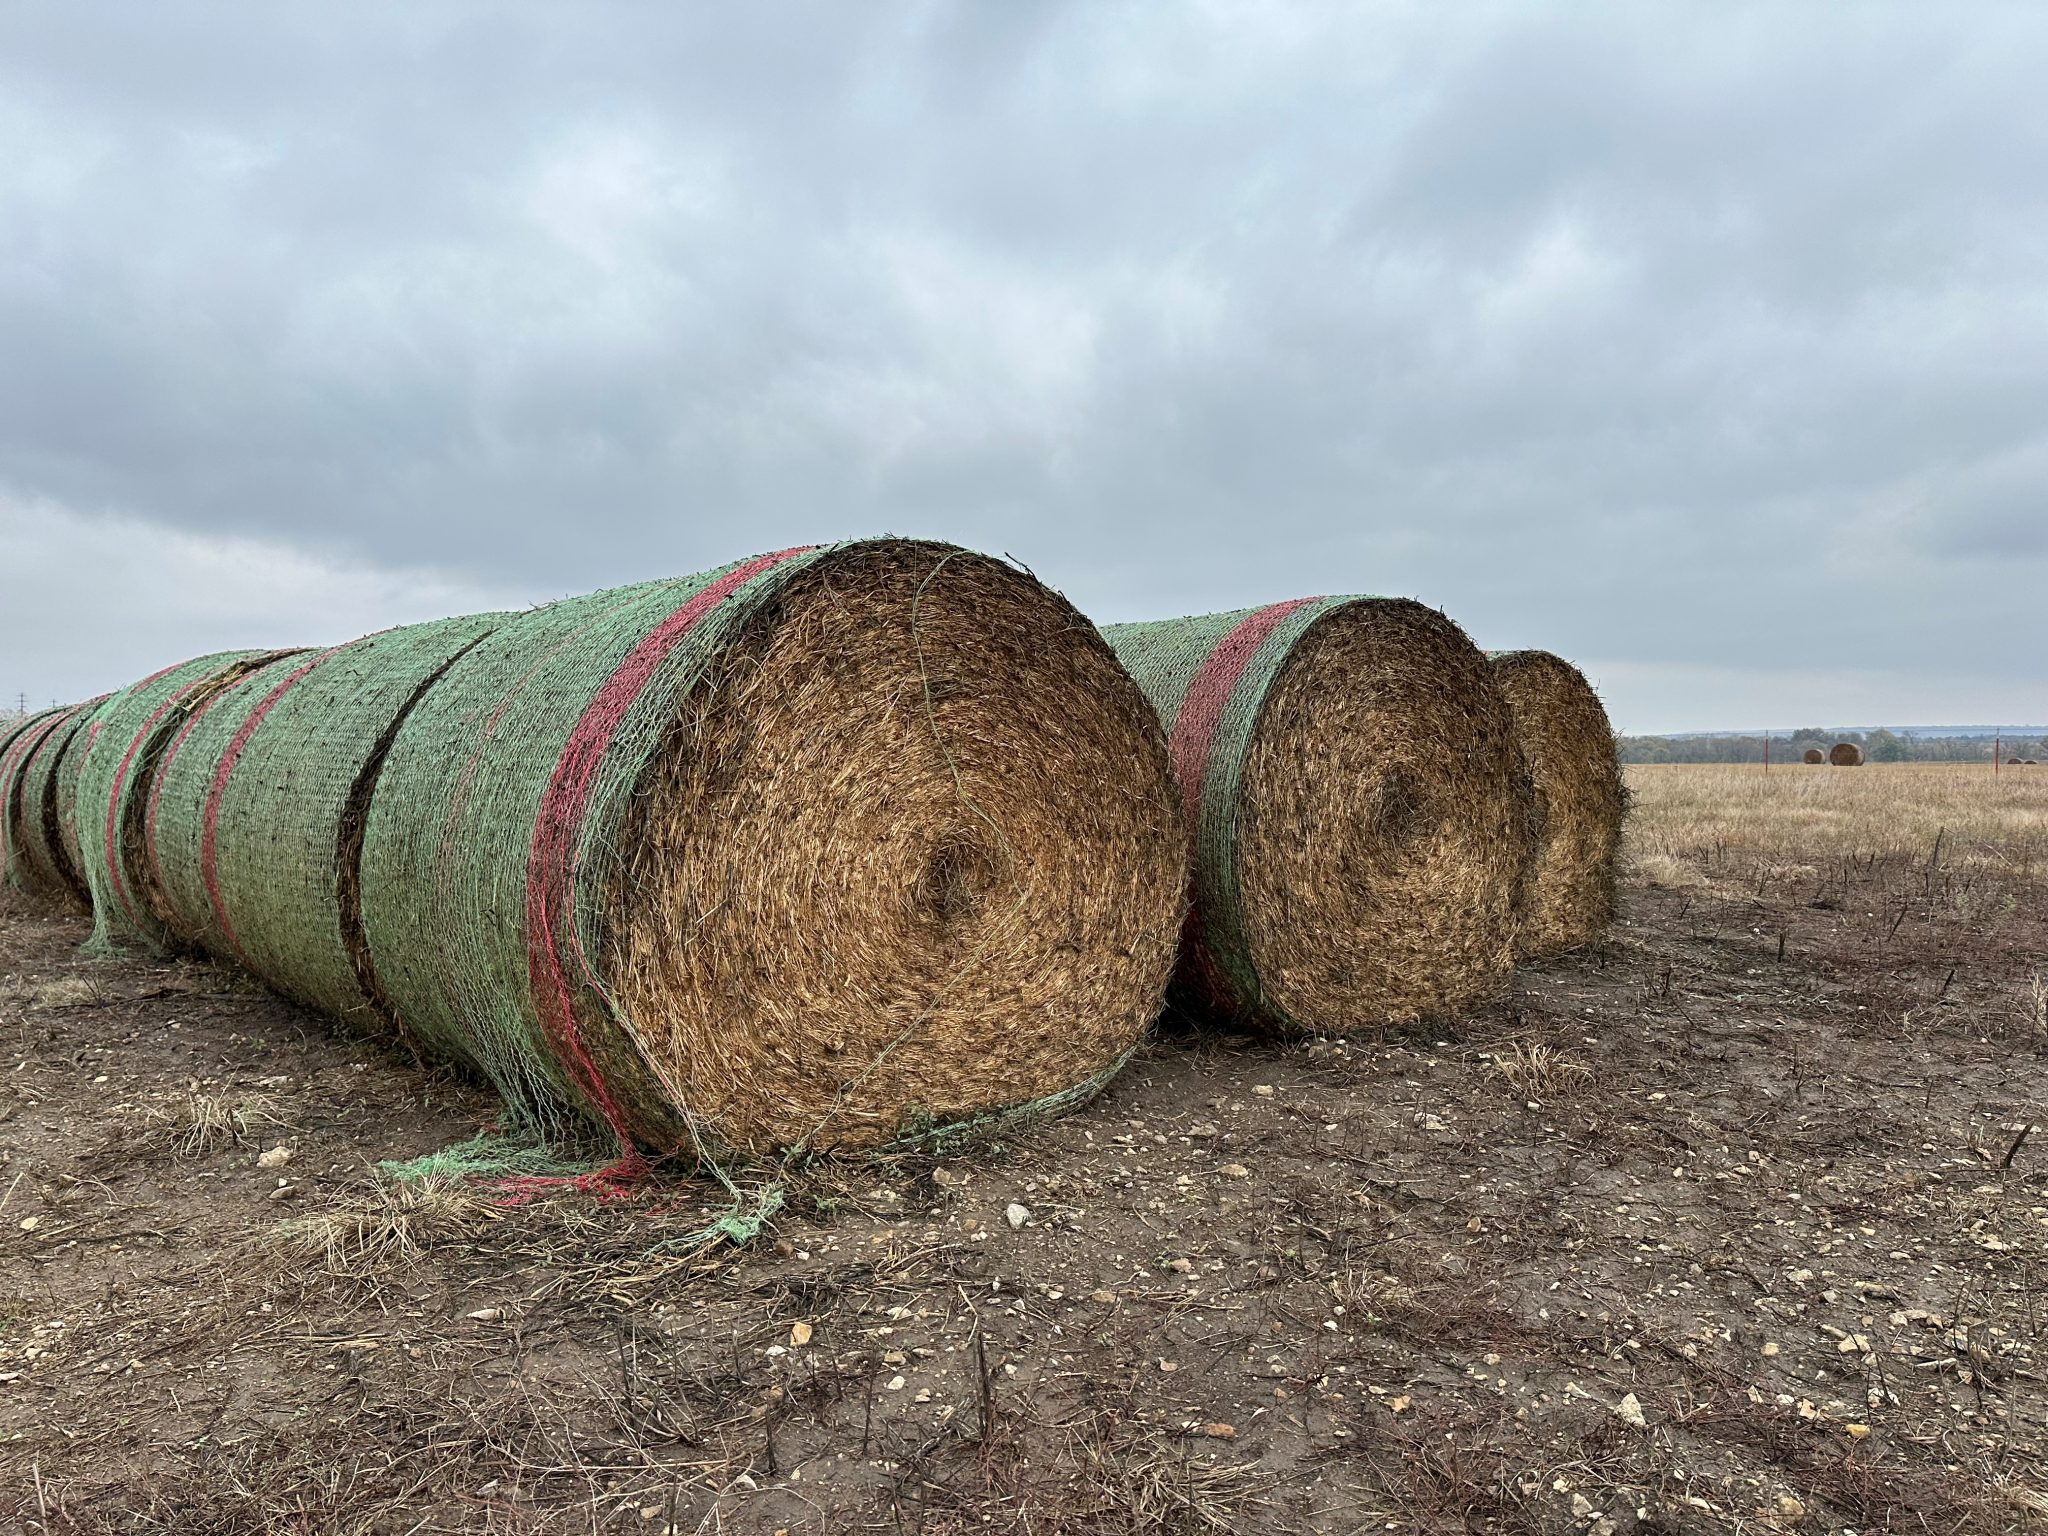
<box><xmin>1829</xmin><ymin>742</ymin><xmax>1865</xmax><ymax>767</ymax></box>
<box><xmin>1488</xmin><ymin>650</ymin><xmax>1626</xmax><ymax>962</ymax></box>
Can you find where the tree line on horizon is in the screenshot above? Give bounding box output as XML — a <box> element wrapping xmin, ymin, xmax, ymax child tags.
<box><xmin>1619</xmin><ymin>729</ymin><xmax>2048</xmax><ymax>764</ymax></box>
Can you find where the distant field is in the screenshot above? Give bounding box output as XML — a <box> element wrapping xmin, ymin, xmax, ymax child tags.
<box><xmin>1628</xmin><ymin>760</ymin><xmax>2048</xmax><ymax>878</ymax></box>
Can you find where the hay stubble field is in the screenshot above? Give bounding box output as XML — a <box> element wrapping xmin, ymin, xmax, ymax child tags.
<box><xmin>2</xmin><ymin>763</ymin><xmax>2044</xmax><ymax>1532</ymax></box>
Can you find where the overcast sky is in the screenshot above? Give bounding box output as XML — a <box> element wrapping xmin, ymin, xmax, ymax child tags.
<box><xmin>3</xmin><ymin>3</ymin><xmax>2044</xmax><ymax>732</ymax></box>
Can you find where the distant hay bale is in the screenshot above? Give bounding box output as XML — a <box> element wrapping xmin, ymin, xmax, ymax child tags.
<box><xmin>4</xmin><ymin>699</ymin><xmax>105</xmax><ymax>908</ymax></box>
<box><xmin>1802</xmin><ymin>748</ymin><xmax>1826</xmax><ymax>764</ymax></box>
<box><xmin>147</xmin><ymin>615</ymin><xmax>507</xmax><ymax>1026</ymax></box>
<box><xmin>1829</xmin><ymin>742</ymin><xmax>1865</xmax><ymax>767</ymax></box>
<box><xmin>0</xmin><ymin>707</ymin><xmax>70</xmax><ymax>897</ymax></box>
<box><xmin>357</xmin><ymin>540</ymin><xmax>1187</xmax><ymax>1158</ymax></box>
<box><xmin>1101</xmin><ymin>598</ymin><xmax>1531</xmax><ymax>1036</ymax></box>
<box><xmin>1489</xmin><ymin>650</ymin><xmax>1628</xmax><ymax>960</ymax></box>
<box><xmin>74</xmin><ymin>651</ymin><xmax>299</xmax><ymax>955</ymax></box>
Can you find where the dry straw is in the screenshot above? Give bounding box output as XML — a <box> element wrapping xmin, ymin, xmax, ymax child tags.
<box><xmin>74</xmin><ymin>651</ymin><xmax>300</xmax><ymax>955</ymax></box>
<box><xmin>1488</xmin><ymin>650</ymin><xmax>1627</xmax><ymax>960</ymax></box>
<box><xmin>1830</xmin><ymin>741</ymin><xmax>1865</xmax><ymax>767</ymax></box>
<box><xmin>147</xmin><ymin>615</ymin><xmax>508</xmax><ymax>1026</ymax></box>
<box><xmin>1102</xmin><ymin>598</ymin><xmax>1533</xmax><ymax>1036</ymax></box>
<box><xmin>357</xmin><ymin>539</ymin><xmax>1187</xmax><ymax>1159</ymax></box>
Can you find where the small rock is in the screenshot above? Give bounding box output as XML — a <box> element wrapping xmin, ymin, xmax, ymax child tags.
<box><xmin>1252</xmin><ymin>1085</ymin><xmax>1275</xmax><ymax>1097</ymax></box>
<box><xmin>1845</xmin><ymin>1422</ymin><xmax>1871</xmax><ymax>1439</ymax></box>
<box><xmin>1777</xmin><ymin>1494</ymin><xmax>1806</xmax><ymax>1518</ymax></box>
<box><xmin>1220</xmin><ymin>1163</ymin><xmax>1250</xmax><ymax>1178</ymax></box>
<box><xmin>1090</xmin><ymin>1289</ymin><xmax>1118</xmax><ymax>1304</ymax></box>
<box><xmin>1389</xmin><ymin>1395</ymin><xmax>1412</xmax><ymax>1413</ymax></box>
<box><xmin>1571</xmin><ymin>1493</ymin><xmax>1596</xmax><ymax>1519</ymax></box>
<box><xmin>18</xmin><ymin>1217</ymin><xmax>38</xmax><ymax>1233</ymax></box>
<box><xmin>1762</xmin><ymin>1341</ymin><xmax>1780</xmax><ymax>1357</ymax></box>
<box><xmin>1167</xmin><ymin>1258</ymin><xmax>1193</xmax><ymax>1275</ymax></box>
<box><xmin>1005</xmin><ymin>1203</ymin><xmax>1030</xmax><ymax>1229</ymax></box>
<box><xmin>256</xmin><ymin>1146</ymin><xmax>292</xmax><ymax>1169</ymax></box>
<box><xmin>886</xmin><ymin>1375</ymin><xmax>906</xmax><ymax>1391</ymax></box>
<box><xmin>1202</xmin><ymin>1422</ymin><xmax>1236</xmax><ymax>1438</ymax></box>
<box><xmin>1615</xmin><ymin>1392</ymin><xmax>1647</xmax><ymax>1428</ymax></box>
<box><xmin>789</xmin><ymin>1320</ymin><xmax>813</xmax><ymax>1347</ymax></box>
<box><xmin>1158</xmin><ymin>1359</ymin><xmax>1178</xmax><ymax>1373</ymax></box>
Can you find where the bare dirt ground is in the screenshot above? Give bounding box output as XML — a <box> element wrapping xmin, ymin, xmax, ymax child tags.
<box><xmin>3</xmin><ymin>764</ymin><xmax>2046</xmax><ymax>1533</ymax></box>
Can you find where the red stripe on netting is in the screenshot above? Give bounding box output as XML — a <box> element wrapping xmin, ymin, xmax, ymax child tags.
<box><xmin>1164</xmin><ymin>598</ymin><xmax>1321</xmax><ymax>1008</ymax></box>
<box><xmin>10</xmin><ymin>706</ymin><xmax>83</xmax><ymax>856</ymax></box>
<box><xmin>197</xmin><ymin>649</ymin><xmax>341</xmax><ymax>962</ymax></box>
<box><xmin>0</xmin><ymin>712</ymin><xmax>70</xmax><ymax>874</ymax></box>
<box><xmin>525</xmin><ymin>546</ymin><xmax>815</xmax><ymax>1161</ymax></box>
<box><xmin>144</xmin><ymin>658</ymin><xmax>297</xmax><ymax>897</ymax></box>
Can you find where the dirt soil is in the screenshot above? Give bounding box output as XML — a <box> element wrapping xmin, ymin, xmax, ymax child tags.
<box><xmin>2</xmin><ymin>847</ymin><xmax>2046</xmax><ymax>1532</ymax></box>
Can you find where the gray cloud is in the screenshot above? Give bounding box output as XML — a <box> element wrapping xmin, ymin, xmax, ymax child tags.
<box><xmin>2</xmin><ymin>1</ymin><xmax>2044</xmax><ymax>731</ymax></box>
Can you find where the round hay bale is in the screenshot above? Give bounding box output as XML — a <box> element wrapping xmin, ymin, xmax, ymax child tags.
<box><xmin>1802</xmin><ymin>748</ymin><xmax>1825</xmax><ymax>764</ymax></box>
<box><xmin>5</xmin><ymin>699</ymin><xmax>105</xmax><ymax>907</ymax></box>
<box><xmin>0</xmin><ymin>707</ymin><xmax>71</xmax><ymax>897</ymax></box>
<box><xmin>74</xmin><ymin>651</ymin><xmax>299</xmax><ymax>955</ymax></box>
<box><xmin>1488</xmin><ymin>650</ymin><xmax>1627</xmax><ymax>960</ymax></box>
<box><xmin>360</xmin><ymin>540</ymin><xmax>1187</xmax><ymax>1158</ymax></box>
<box><xmin>1100</xmin><ymin>598</ymin><xmax>1532</xmax><ymax>1036</ymax></box>
<box><xmin>1829</xmin><ymin>741</ymin><xmax>1864</xmax><ymax>767</ymax></box>
<box><xmin>147</xmin><ymin>614</ymin><xmax>507</xmax><ymax>1026</ymax></box>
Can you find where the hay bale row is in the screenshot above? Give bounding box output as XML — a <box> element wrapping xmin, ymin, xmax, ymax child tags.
<box><xmin>146</xmin><ymin>614</ymin><xmax>508</xmax><ymax>1029</ymax></box>
<box><xmin>1101</xmin><ymin>599</ymin><xmax>1536</xmax><ymax>1035</ymax></box>
<box><xmin>25</xmin><ymin>540</ymin><xmax>1186</xmax><ymax>1159</ymax></box>
<box><xmin>5</xmin><ymin>697</ymin><xmax>108</xmax><ymax>907</ymax></box>
<box><xmin>0</xmin><ymin>707</ymin><xmax>68</xmax><ymax>896</ymax></box>
<box><xmin>15</xmin><ymin>542</ymin><xmax>1626</xmax><ymax>1157</ymax></box>
<box><xmin>73</xmin><ymin>650</ymin><xmax>299</xmax><ymax>956</ymax></box>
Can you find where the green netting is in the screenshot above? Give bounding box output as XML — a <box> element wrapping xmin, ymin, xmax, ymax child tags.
<box><xmin>1101</xmin><ymin>598</ymin><xmax>1361</xmax><ymax>1028</ymax></box>
<box><xmin>360</xmin><ymin>546</ymin><xmax>835</xmax><ymax>1155</ymax></box>
<box><xmin>8</xmin><ymin>701</ymin><xmax>98</xmax><ymax>905</ymax></box>
<box><xmin>51</xmin><ymin>696</ymin><xmax>113</xmax><ymax>897</ymax></box>
<box><xmin>74</xmin><ymin>652</ymin><xmax>273</xmax><ymax>957</ymax></box>
<box><xmin>148</xmin><ymin>614</ymin><xmax>509</xmax><ymax>1024</ymax></box>
<box><xmin>0</xmin><ymin>707</ymin><xmax>67</xmax><ymax>895</ymax></box>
